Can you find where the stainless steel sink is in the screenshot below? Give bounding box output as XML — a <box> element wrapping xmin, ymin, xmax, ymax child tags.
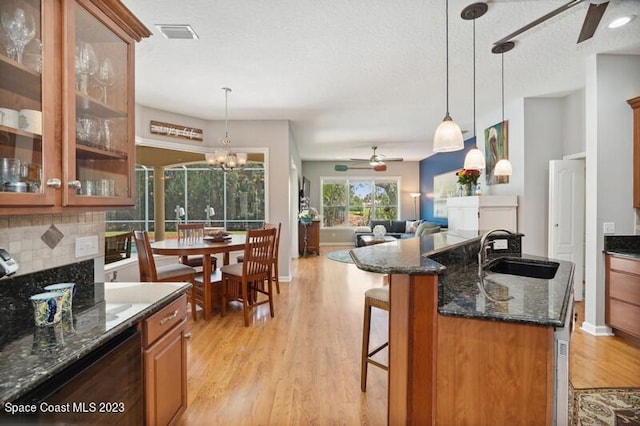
<box><xmin>485</xmin><ymin>257</ymin><xmax>559</xmax><ymax>279</ymax></box>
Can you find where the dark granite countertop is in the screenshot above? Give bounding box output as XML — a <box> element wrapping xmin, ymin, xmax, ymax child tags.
<box><xmin>349</xmin><ymin>229</ymin><xmax>482</xmax><ymax>275</ymax></box>
<box><xmin>349</xmin><ymin>230</ymin><xmax>575</xmax><ymax>327</ymax></box>
<box><xmin>604</xmin><ymin>249</ymin><xmax>640</xmax><ymax>260</ymax></box>
<box><xmin>438</xmin><ymin>254</ymin><xmax>575</xmax><ymax>327</ymax></box>
<box><xmin>0</xmin><ymin>282</ymin><xmax>190</xmax><ymax>404</ymax></box>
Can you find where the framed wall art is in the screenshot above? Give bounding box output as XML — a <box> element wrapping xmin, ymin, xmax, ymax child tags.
<box><xmin>485</xmin><ymin>120</ymin><xmax>509</xmax><ymax>185</ymax></box>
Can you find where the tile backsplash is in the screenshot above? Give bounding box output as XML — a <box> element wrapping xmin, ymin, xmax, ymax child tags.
<box><xmin>0</xmin><ymin>212</ymin><xmax>105</xmax><ymax>277</ymax></box>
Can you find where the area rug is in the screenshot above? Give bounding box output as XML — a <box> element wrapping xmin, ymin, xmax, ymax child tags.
<box><xmin>570</xmin><ymin>384</ymin><xmax>640</xmax><ymax>425</ymax></box>
<box><xmin>327</xmin><ymin>249</ymin><xmax>354</xmax><ymax>264</ymax></box>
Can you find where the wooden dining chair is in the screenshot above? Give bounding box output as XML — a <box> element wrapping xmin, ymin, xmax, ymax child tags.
<box><xmin>220</xmin><ymin>227</ymin><xmax>277</xmax><ymax>327</ymax></box>
<box><xmin>177</xmin><ymin>223</ymin><xmax>217</xmax><ymax>271</ymax></box>
<box><xmin>236</xmin><ymin>222</ymin><xmax>281</xmax><ymax>294</ymax></box>
<box><xmin>133</xmin><ymin>230</ymin><xmax>199</xmax><ymax>321</ymax></box>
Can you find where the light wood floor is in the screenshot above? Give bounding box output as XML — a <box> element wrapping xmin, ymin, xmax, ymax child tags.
<box><xmin>178</xmin><ymin>247</ymin><xmax>640</xmax><ymax>425</ymax></box>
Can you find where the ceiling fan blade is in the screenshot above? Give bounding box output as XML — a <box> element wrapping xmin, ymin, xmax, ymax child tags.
<box><xmin>381</xmin><ymin>157</ymin><xmax>403</xmax><ymax>162</ymax></box>
<box><xmin>348</xmin><ymin>158</ymin><xmax>371</xmax><ymax>162</ymax></box>
<box><xmin>494</xmin><ymin>0</ymin><xmax>584</xmax><ymax>45</ymax></box>
<box><xmin>577</xmin><ymin>1</ymin><xmax>608</xmax><ymax>43</ymax></box>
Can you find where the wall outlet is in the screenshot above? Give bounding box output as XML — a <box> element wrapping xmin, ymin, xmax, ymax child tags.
<box><xmin>75</xmin><ymin>235</ymin><xmax>99</xmax><ymax>258</ymax></box>
<box><xmin>493</xmin><ymin>239</ymin><xmax>508</xmax><ymax>250</ymax></box>
<box><xmin>603</xmin><ymin>222</ymin><xmax>615</xmax><ymax>234</ymax></box>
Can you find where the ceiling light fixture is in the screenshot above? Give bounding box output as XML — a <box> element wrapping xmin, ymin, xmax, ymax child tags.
<box><xmin>205</xmin><ymin>87</ymin><xmax>247</xmax><ymax>172</ymax></box>
<box><xmin>462</xmin><ymin>3</ymin><xmax>488</xmax><ymax>171</ymax></box>
<box><xmin>433</xmin><ymin>0</ymin><xmax>464</xmax><ymax>153</ymax></box>
<box><xmin>608</xmin><ymin>15</ymin><xmax>633</xmax><ymax>29</ymax></box>
<box><xmin>491</xmin><ymin>41</ymin><xmax>514</xmax><ymax>177</ymax></box>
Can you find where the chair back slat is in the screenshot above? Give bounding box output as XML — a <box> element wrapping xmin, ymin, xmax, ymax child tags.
<box><xmin>178</xmin><ymin>223</ymin><xmax>205</xmax><ymax>243</ymax></box>
<box><xmin>133</xmin><ymin>230</ymin><xmax>158</xmax><ymax>281</ymax></box>
<box><xmin>242</xmin><ymin>227</ymin><xmax>276</xmax><ymax>278</ymax></box>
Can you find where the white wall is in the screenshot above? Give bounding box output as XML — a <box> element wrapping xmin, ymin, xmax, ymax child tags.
<box><xmin>563</xmin><ymin>89</ymin><xmax>586</xmax><ymax>156</ymax></box>
<box><xmin>521</xmin><ymin>98</ymin><xmax>565</xmax><ymax>256</ymax></box>
<box><xmin>583</xmin><ymin>53</ymin><xmax>640</xmax><ymax>335</ymax></box>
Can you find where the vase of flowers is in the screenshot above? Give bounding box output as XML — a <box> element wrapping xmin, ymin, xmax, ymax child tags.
<box><xmin>456</xmin><ymin>168</ymin><xmax>481</xmax><ymax>196</ymax></box>
<box><xmin>298</xmin><ymin>207</ymin><xmax>318</xmax><ymax>224</ymax></box>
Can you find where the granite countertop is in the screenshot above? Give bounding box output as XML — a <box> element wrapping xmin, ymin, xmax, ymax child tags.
<box><xmin>349</xmin><ymin>230</ymin><xmax>575</xmax><ymax>327</ymax></box>
<box><xmin>604</xmin><ymin>249</ymin><xmax>640</xmax><ymax>260</ymax></box>
<box><xmin>0</xmin><ymin>282</ymin><xmax>190</xmax><ymax>404</ymax></box>
<box><xmin>438</xmin><ymin>254</ymin><xmax>575</xmax><ymax>327</ymax></box>
<box><xmin>349</xmin><ymin>229</ymin><xmax>481</xmax><ymax>275</ymax></box>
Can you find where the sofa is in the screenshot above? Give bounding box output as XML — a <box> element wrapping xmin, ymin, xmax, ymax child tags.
<box><xmin>354</xmin><ymin>220</ymin><xmax>441</xmax><ymax>247</ymax></box>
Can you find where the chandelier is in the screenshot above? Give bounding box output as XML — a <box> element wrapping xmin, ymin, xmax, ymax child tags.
<box><xmin>205</xmin><ymin>87</ymin><xmax>247</xmax><ymax>171</ymax></box>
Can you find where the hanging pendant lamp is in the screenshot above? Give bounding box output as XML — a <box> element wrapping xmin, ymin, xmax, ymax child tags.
<box><xmin>433</xmin><ymin>0</ymin><xmax>464</xmax><ymax>153</ymax></box>
<box><xmin>491</xmin><ymin>41</ymin><xmax>514</xmax><ymax>176</ymax></box>
<box><xmin>462</xmin><ymin>3</ymin><xmax>487</xmax><ymax>170</ymax></box>
<box><xmin>205</xmin><ymin>87</ymin><xmax>247</xmax><ymax>171</ymax></box>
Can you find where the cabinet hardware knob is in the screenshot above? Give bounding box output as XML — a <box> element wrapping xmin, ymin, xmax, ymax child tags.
<box><xmin>159</xmin><ymin>309</ymin><xmax>179</xmax><ymax>325</ymax></box>
<box><xmin>68</xmin><ymin>180</ymin><xmax>82</xmax><ymax>189</ymax></box>
<box><xmin>46</xmin><ymin>178</ymin><xmax>61</xmax><ymax>188</ymax></box>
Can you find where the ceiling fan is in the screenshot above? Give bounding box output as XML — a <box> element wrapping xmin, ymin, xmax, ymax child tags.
<box><xmin>494</xmin><ymin>0</ymin><xmax>610</xmax><ymax>45</ymax></box>
<box><xmin>349</xmin><ymin>146</ymin><xmax>403</xmax><ymax>166</ymax></box>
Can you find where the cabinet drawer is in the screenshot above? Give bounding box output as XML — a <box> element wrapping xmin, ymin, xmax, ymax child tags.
<box><xmin>144</xmin><ymin>294</ymin><xmax>187</xmax><ymax>347</ymax></box>
<box><xmin>608</xmin><ymin>299</ymin><xmax>640</xmax><ymax>338</ymax></box>
<box><xmin>610</xmin><ymin>256</ymin><xmax>640</xmax><ymax>275</ymax></box>
<box><xmin>609</xmin><ymin>270</ymin><xmax>640</xmax><ymax>306</ymax></box>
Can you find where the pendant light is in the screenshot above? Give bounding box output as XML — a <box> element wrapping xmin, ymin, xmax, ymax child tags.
<box><xmin>491</xmin><ymin>41</ymin><xmax>514</xmax><ymax>176</ymax></box>
<box><xmin>462</xmin><ymin>3</ymin><xmax>487</xmax><ymax>170</ymax></box>
<box><xmin>205</xmin><ymin>87</ymin><xmax>247</xmax><ymax>171</ymax></box>
<box><xmin>433</xmin><ymin>0</ymin><xmax>464</xmax><ymax>153</ymax></box>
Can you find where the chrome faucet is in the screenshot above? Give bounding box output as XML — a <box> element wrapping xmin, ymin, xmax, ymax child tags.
<box><xmin>478</xmin><ymin>228</ymin><xmax>513</xmax><ymax>275</ymax></box>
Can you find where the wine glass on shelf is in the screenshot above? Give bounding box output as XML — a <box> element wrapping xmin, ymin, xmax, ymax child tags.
<box><xmin>75</xmin><ymin>41</ymin><xmax>98</xmax><ymax>95</ymax></box>
<box><xmin>1</xmin><ymin>8</ymin><xmax>36</xmax><ymax>64</ymax></box>
<box><xmin>0</xmin><ymin>26</ymin><xmax>16</xmax><ymax>60</ymax></box>
<box><xmin>94</xmin><ymin>58</ymin><xmax>115</xmax><ymax>104</ymax></box>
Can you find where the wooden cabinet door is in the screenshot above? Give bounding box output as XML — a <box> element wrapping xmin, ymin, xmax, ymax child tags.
<box><xmin>144</xmin><ymin>318</ymin><xmax>187</xmax><ymax>426</ymax></box>
<box><xmin>628</xmin><ymin>96</ymin><xmax>640</xmax><ymax>208</ymax></box>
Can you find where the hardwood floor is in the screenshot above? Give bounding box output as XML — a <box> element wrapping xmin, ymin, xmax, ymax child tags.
<box><xmin>178</xmin><ymin>247</ymin><xmax>640</xmax><ymax>425</ymax></box>
<box><xmin>569</xmin><ymin>301</ymin><xmax>640</xmax><ymax>389</ymax></box>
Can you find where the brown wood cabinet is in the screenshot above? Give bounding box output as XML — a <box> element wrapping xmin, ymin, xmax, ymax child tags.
<box><xmin>0</xmin><ymin>0</ymin><xmax>150</xmax><ymax>215</ymax></box>
<box><xmin>143</xmin><ymin>295</ymin><xmax>188</xmax><ymax>426</ymax></box>
<box><xmin>605</xmin><ymin>254</ymin><xmax>640</xmax><ymax>345</ymax></box>
<box><xmin>298</xmin><ymin>220</ymin><xmax>319</xmax><ymax>256</ymax></box>
<box><xmin>629</xmin><ymin>96</ymin><xmax>640</xmax><ymax>208</ymax></box>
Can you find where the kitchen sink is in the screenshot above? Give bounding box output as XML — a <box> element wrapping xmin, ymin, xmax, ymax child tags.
<box><xmin>485</xmin><ymin>257</ymin><xmax>560</xmax><ymax>279</ymax></box>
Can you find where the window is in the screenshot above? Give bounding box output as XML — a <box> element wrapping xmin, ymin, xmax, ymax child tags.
<box><xmin>321</xmin><ymin>177</ymin><xmax>400</xmax><ymax>227</ymax></box>
<box><xmin>106</xmin><ymin>162</ymin><xmax>265</xmax><ymax>234</ymax></box>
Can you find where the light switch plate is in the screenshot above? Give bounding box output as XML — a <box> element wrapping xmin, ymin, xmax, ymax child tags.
<box><xmin>493</xmin><ymin>239</ymin><xmax>508</xmax><ymax>250</ymax></box>
<box><xmin>75</xmin><ymin>235</ymin><xmax>99</xmax><ymax>258</ymax></box>
<box><xmin>603</xmin><ymin>222</ymin><xmax>615</xmax><ymax>234</ymax></box>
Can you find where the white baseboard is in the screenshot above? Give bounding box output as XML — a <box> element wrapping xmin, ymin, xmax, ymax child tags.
<box><xmin>580</xmin><ymin>321</ymin><xmax>614</xmax><ymax>336</ymax></box>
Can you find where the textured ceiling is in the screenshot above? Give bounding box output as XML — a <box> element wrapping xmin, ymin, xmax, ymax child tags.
<box><xmin>124</xmin><ymin>0</ymin><xmax>640</xmax><ymax>162</ymax></box>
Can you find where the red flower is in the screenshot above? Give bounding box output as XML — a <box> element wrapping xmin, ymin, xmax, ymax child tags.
<box><xmin>456</xmin><ymin>168</ymin><xmax>481</xmax><ymax>185</ymax></box>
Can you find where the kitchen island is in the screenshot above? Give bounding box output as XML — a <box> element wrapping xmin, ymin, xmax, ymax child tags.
<box><xmin>349</xmin><ymin>230</ymin><xmax>575</xmax><ymax>425</ymax></box>
<box><xmin>0</xmin><ymin>281</ymin><xmax>190</xmax><ymax>425</ymax></box>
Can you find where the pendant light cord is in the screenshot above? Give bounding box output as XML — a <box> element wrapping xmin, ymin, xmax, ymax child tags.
<box><xmin>224</xmin><ymin>88</ymin><xmax>229</xmax><ymax>139</ymax></box>
<box><xmin>445</xmin><ymin>0</ymin><xmax>450</xmax><ymax>115</ymax></box>
<box><xmin>472</xmin><ymin>18</ymin><xmax>476</xmax><ymax>138</ymax></box>
<box><xmin>501</xmin><ymin>51</ymin><xmax>505</xmax><ymax>123</ymax></box>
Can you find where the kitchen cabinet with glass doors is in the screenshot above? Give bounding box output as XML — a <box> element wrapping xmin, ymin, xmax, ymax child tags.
<box><xmin>0</xmin><ymin>0</ymin><xmax>150</xmax><ymax>214</ymax></box>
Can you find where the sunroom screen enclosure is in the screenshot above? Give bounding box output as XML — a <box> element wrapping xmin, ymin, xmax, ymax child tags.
<box><xmin>106</xmin><ymin>163</ymin><xmax>265</xmax><ymax>233</ymax></box>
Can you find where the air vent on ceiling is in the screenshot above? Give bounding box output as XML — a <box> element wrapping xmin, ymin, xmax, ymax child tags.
<box><xmin>155</xmin><ymin>24</ymin><xmax>199</xmax><ymax>40</ymax></box>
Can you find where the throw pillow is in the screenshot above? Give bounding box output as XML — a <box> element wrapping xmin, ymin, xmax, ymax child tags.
<box><xmin>414</xmin><ymin>221</ymin><xmax>429</xmax><ymax>236</ymax></box>
<box><xmin>405</xmin><ymin>220</ymin><xmax>420</xmax><ymax>233</ymax></box>
<box><xmin>355</xmin><ymin>226</ymin><xmax>371</xmax><ymax>233</ymax></box>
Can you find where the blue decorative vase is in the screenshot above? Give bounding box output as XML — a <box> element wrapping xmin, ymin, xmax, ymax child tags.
<box><xmin>300</xmin><ymin>217</ymin><xmax>312</xmax><ymax>225</ymax></box>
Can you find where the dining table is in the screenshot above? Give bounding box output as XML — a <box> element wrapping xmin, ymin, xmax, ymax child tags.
<box><xmin>150</xmin><ymin>234</ymin><xmax>246</xmax><ymax>320</ymax></box>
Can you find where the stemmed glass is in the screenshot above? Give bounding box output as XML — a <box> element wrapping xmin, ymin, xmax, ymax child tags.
<box><xmin>1</xmin><ymin>8</ymin><xmax>36</xmax><ymax>64</ymax></box>
<box><xmin>94</xmin><ymin>58</ymin><xmax>115</xmax><ymax>104</ymax></box>
<box><xmin>75</xmin><ymin>41</ymin><xmax>98</xmax><ymax>95</ymax></box>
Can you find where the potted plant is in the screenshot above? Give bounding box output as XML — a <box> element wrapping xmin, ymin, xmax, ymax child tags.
<box><xmin>298</xmin><ymin>207</ymin><xmax>318</xmax><ymax>224</ymax></box>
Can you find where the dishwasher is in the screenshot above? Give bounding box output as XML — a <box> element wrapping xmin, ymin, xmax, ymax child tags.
<box><xmin>10</xmin><ymin>326</ymin><xmax>143</xmax><ymax>425</ymax></box>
